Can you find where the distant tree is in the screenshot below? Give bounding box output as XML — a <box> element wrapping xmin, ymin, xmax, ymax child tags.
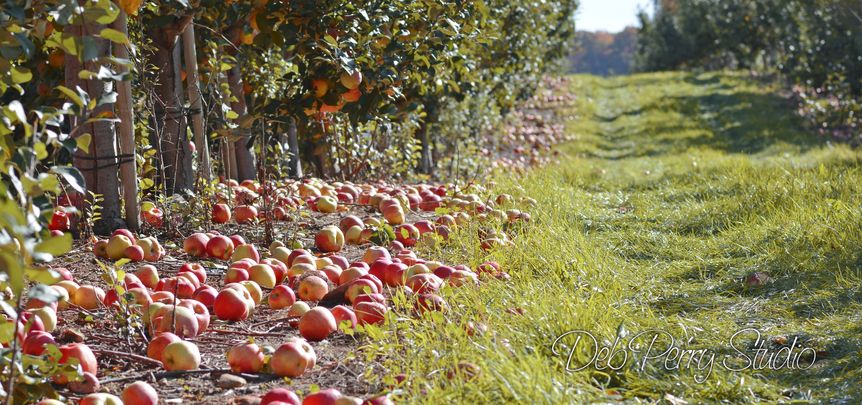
<box><xmin>569</xmin><ymin>27</ymin><xmax>638</xmax><ymax>76</ymax></box>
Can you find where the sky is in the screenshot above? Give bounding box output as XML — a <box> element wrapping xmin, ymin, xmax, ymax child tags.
<box><xmin>575</xmin><ymin>0</ymin><xmax>654</xmax><ymax>33</ymax></box>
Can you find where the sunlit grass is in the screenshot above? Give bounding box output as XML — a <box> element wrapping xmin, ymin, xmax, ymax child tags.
<box><xmin>366</xmin><ymin>72</ymin><xmax>862</xmax><ymax>403</ymax></box>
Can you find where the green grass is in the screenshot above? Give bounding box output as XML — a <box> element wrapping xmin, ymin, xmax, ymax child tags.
<box><xmin>366</xmin><ymin>72</ymin><xmax>862</xmax><ymax>403</ymax></box>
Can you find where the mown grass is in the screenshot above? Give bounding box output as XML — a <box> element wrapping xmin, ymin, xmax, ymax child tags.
<box><xmin>365</xmin><ymin>72</ymin><xmax>862</xmax><ymax>403</ymax></box>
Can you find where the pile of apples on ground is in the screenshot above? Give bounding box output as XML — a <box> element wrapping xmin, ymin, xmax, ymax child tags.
<box><xmin>27</xmin><ymin>179</ymin><xmax>529</xmax><ymax>404</ymax></box>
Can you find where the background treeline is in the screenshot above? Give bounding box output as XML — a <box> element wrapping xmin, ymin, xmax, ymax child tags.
<box><xmin>568</xmin><ymin>28</ymin><xmax>638</xmax><ymax>76</ymax></box>
<box><xmin>636</xmin><ymin>0</ymin><xmax>862</xmax><ymax>138</ymax></box>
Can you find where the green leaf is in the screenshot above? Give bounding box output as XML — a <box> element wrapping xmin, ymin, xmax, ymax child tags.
<box><xmin>99</xmin><ymin>28</ymin><xmax>130</xmax><ymax>46</ymax></box>
<box><xmin>225</xmin><ymin>110</ymin><xmax>239</xmax><ymax>120</ymax></box>
<box><xmin>11</xmin><ymin>66</ymin><xmax>32</xmax><ymax>84</ymax></box>
<box><xmin>52</xmin><ymin>166</ymin><xmax>86</xmax><ymax>194</ymax></box>
<box><xmin>115</xmin><ymin>258</ymin><xmax>131</xmax><ymax>268</ymax></box>
<box><xmin>34</xmin><ymin>233</ymin><xmax>72</xmax><ymax>256</ymax></box>
<box><xmin>0</xmin><ymin>252</ymin><xmax>24</xmax><ymax>297</ymax></box>
<box><xmin>55</xmin><ymin>86</ymin><xmax>84</xmax><ymax>108</ymax></box>
<box><xmin>76</xmin><ymin>133</ymin><xmax>92</xmax><ymax>154</ymax></box>
<box><xmin>34</xmin><ymin>142</ymin><xmax>48</xmax><ymax>160</ymax></box>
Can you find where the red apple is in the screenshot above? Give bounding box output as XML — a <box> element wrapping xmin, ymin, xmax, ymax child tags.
<box><xmin>330</xmin><ymin>305</ymin><xmax>357</xmax><ymax>329</ymax></box>
<box><xmin>192</xmin><ymin>285</ymin><xmax>218</xmax><ymax>309</ymax></box>
<box><xmin>268</xmin><ymin>285</ymin><xmax>296</xmax><ymax>309</ymax></box>
<box><xmin>261</xmin><ymin>388</ymin><xmax>301</xmax><ymax>405</ymax></box>
<box><xmin>362</xmin><ymin>247</ymin><xmax>391</xmax><ymax>264</ymax></box>
<box><xmin>147</xmin><ymin>332</ymin><xmax>181</xmax><ymax>362</ymax></box>
<box><xmin>234</xmin><ymin>205</ymin><xmax>258</xmax><ymax>224</ymax></box>
<box><xmin>354</xmin><ymin>301</ymin><xmax>387</xmax><ymax>325</ymax></box>
<box><xmin>183</xmin><ymin>233</ymin><xmax>210</xmax><ymax>257</ymax></box>
<box><xmin>231</xmin><ymin>244</ymin><xmax>260</xmax><ymax>263</ymax></box>
<box><xmin>303</xmin><ymin>388</ymin><xmax>342</xmax><ymax>405</ymax></box>
<box><xmin>270</xmin><ymin>338</ymin><xmax>316</xmax><ymax>377</ymax></box>
<box><xmin>22</xmin><ymin>331</ymin><xmax>55</xmax><ymax>355</ymax></box>
<box><xmin>298</xmin><ymin>306</ymin><xmax>337</xmax><ymax>341</ymax></box>
<box><xmin>339</xmin><ymin>215</ymin><xmax>364</xmax><ymax>232</ymax></box>
<box><xmin>214</xmin><ymin>288</ymin><xmax>251</xmax><ymax>321</ymax></box>
<box><xmin>206</xmin><ymin>235</ymin><xmax>234</xmax><ymax>260</ymax></box>
<box><xmin>212</xmin><ymin>203</ymin><xmax>231</xmax><ymax>223</ymax></box>
<box><xmin>227</xmin><ymin>342</ymin><xmax>265</xmax><ymax>373</ymax></box>
<box><xmin>122</xmin><ymin>381</ymin><xmax>159</xmax><ymax>405</ymax></box>
<box><xmin>298</xmin><ymin>276</ymin><xmax>329</xmax><ymax>301</ymax></box>
<box><xmin>49</xmin><ymin>210</ymin><xmax>71</xmax><ymax>231</ymax></box>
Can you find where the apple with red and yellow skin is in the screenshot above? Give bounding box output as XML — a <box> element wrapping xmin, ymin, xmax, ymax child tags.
<box><xmin>79</xmin><ymin>393</ymin><xmax>123</xmax><ymax>405</ymax></box>
<box><xmin>383</xmin><ymin>262</ymin><xmax>408</xmax><ymax>287</ymax></box>
<box><xmin>339</xmin><ymin>215</ymin><xmax>364</xmax><ymax>232</ymax></box>
<box><xmin>260</xmin><ymin>388</ymin><xmax>301</xmax><ymax>405</ymax></box>
<box><xmin>292</xmin><ymin>254</ymin><xmax>317</xmax><ymax>267</ymax></box>
<box><xmin>73</xmin><ymin>285</ymin><xmax>105</xmax><ymax>310</ymax></box>
<box><xmin>298</xmin><ymin>276</ymin><xmax>329</xmax><ymax>301</ymax></box>
<box><xmin>316</xmin><ymin>196</ymin><xmax>338</xmax><ymax>213</ymax></box>
<box><xmin>227</xmin><ymin>342</ymin><xmax>265</xmax><ymax>373</ymax></box>
<box><xmin>150</xmin><ymin>291</ymin><xmax>175</xmax><ymax>304</ymax></box>
<box><xmin>92</xmin><ymin>239</ymin><xmax>109</xmax><ymax>258</ymax></box>
<box><xmin>315</xmin><ymin>257</ymin><xmax>334</xmax><ymax>270</ymax></box>
<box><xmin>362</xmin><ymin>395</ymin><xmax>395</xmax><ymax>405</ymax></box>
<box><xmin>262</xmin><ymin>258</ymin><xmax>288</xmax><ymax>283</ymax></box>
<box><xmin>179</xmin><ymin>263</ymin><xmax>207</xmax><ymax>284</ymax></box>
<box><xmin>234</xmin><ymin>205</ymin><xmax>258</xmax><ymax>224</ymax></box>
<box><xmin>157</xmin><ymin>276</ymin><xmax>196</xmax><ymax>298</ymax></box>
<box><xmin>270</xmin><ymin>338</ymin><xmax>316</xmax><ymax>377</ymax></box>
<box><xmin>125</xmin><ymin>288</ymin><xmax>152</xmax><ymax>310</ymax></box>
<box><xmin>415</xmin><ymin>293</ymin><xmax>448</xmax><ymax>314</ymax></box>
<box><xmin>288</xmin><ymin>263</ymin><xmax>315</xmax><ymax>280</ymax></box>
<box><xmin>192</xmin><ymin>285</ymin><xmax>218</xmax><ymax>309</ymax></box>
<box><xmin>231</xmin><ymin>244</ymin><xmax>260</xmax><ymax>263</ymax></box>
<box><xmin>248</xmin><ymin>263</ymin><xmax>276</xmax><ymax>288</ymax></box>
<box><xmin>287</xmin><ymin>301</ymin><xmax>311</xmax><ymax>324</ymax></box>
<box><xmin>352</xmin><ymin>293</ymin><xmax>385</xmax><ymax>306</ymax></box>
<box><xmin>214</xmin><ymin>288</ymin><xmax>251</xmax><ymax>321</ymax></box>
<box><xmin>354</xmin><ymin>301</ymin><xmax>387</xmax><ymax>325</ymax></box>
<box><xmin>312</xmin><ymin>79</ymin><xmax>330</xmax><ymax>98</ymax></box>
<box><xmin>229</xmin><ymin>234</ymin><xmax>246</xmax><ymax>247</ymax></box>
<box><xmin>162</xmin><ymin>340</ymin><xmax>201</xmax><ymax>371</ymax></box>
<box><xmin>338</xmin><ymin>267</ymin><xmax>367</xmax><ymax>285</ymax></box>
<box><xmin>178</xmin><ymin>299</ymin><xmax>210</xmax><ymax>333</ymax></box>
<box><xmin>27</xmin><ymin>306</ymin><xmax>57</xmax><ymax>333</ymax></box>
<box><xmin>212</xmin><ymin>203</ymin><xmax>231</xmax><ymax>224</ymax></box>
<box><xmin>152</xmin><ymin>305</ymin><xmax>200</xmax><ymax>338</ymax></box>
<box><xmin>112</xmin><ymin>229</ymin><xmax>136</xmax><ymax>244</ymax></box>
<box><xmin>340</xmin><ymin>70</ymin><xmax>362</xmax><ymax>90</ymax></box>
<box><xmin>299</xmin><ymin>307</ymin><xmax>337</xmax><ymax>341</ymax></box>
<box><xmin>344</xmin><ymin>279</ymin><xmax>378</xmax><ymax>304</ymax></box>
<box><xmin>329</xmin><ymin>255</ymin><xmax>349</xmax><ymax>270</ymax></box>
<box><xmin>136</xmin><ymin>237</ymin><xmax>165</xmax><ymax>261</ymax></box>
<box><xmin>448</xmin><ymin>270</ymin><xmax>479</xmax><ymax>287</ymax></box>
<box><xmin>320</xmin><ymin>265</ymin><xmax>343</xmax><ymax>285</ymax></box>
<box><xmin>56</xmin><ymin>343</ymin><xmax>98</xmax><ymax>380</ymax></box>
<box><xmin>106</xmin><ymin>235</ymin><xmax>134</xmax><ymax>260</ymax></box>
<box><xmin>382</xmin><ymin>206</ymin><xmax>405</xmax><ymax>225</ymax></box>
<box><xmin>268</xmin><ymin>285</ymin><xmax>296</xmax><ymax>309</ymax></box>
<box><xmin>394</xmin><ymin>224</ymin><xmax>420</xmax><ymax>247</ymax></box>
<box><xmin>303</xmin><ymin>388</ymin><xmax>342</xmax><ymax>405</ymax></box>
<box><xmin>183</xmin><ymin>233</ymin><xmax>210</xmax><ymax>257</ymax></box>
<box><xmin>122</xmin><ymin>381</ymin><xmax>159</xmax><ymax>405</ymax></box>
<box><xmin>142</xmin><ymin>207</ymin><xmax>164</xmax><ymax>228</ymax></box>
<box><xmin>330</xmin><ymin>305</ymin><xmax>357</xmax><ymax>329</ymax></box>
<box><xmin>406</xmin><ymin>273</ymin><xmax>443</xmax><ymax>294</ymax></box>
<box><xmin>124</xmin><ymin>245</ymin><xmax>145</xmax><ymax>261</ymax></box>
<box><xmin>147</xmin><ymin>332</ymin><xmax>181</xmax><ymax>362</ymax></box>
<box><xmin>206</xmin><ymin>235</ymin><xmax>234</xmax><ymax>260</ymax></box>
<box><xmin>362</xmin><ymin>247</ymin><xmax>391</xmax><ymax>264</ymax></box>
<box><xmin>315</xmin><ymin>226</ymin><xmax>344</xmax><ymax>253</ymax></box>
<box><xmin>344</xmin><ymin>225</ymin><xmax>364</xmax><ymax>245</ymax></box>
<box><xmin>270</xmin><ymin>246</ymin><xmax>292</xmax><ymax>265</ymax></box>
<box><xmin>240</xmin><ymin>280</ymin><xmax>264</xmax><ymax>305</ymax></box>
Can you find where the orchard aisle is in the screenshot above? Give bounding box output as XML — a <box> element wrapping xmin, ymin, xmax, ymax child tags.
<box><xmin>380</xmin><ymin>72</ymin><xmax>862</xmax><ymax>403</ymax></box>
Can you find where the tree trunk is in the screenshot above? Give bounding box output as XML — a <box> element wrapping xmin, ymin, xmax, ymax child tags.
<box><xmin>148</xmin><ymin>20</ymin><xmax>193</xmax><ymax>195</ymax></box>
<box><xmin>418</xmin><ymin>102</ymin><xmax>437</xmax><ymax>175</ymax></box>
<box><xmin>111</xmin><ymin>10</ymin><xmax>139</xmax><ymax>231</ymax></box>
<box><xmin>227</xmin><ymin>63</ymin><xmax>256</xmax><ymax>181</ymax></box>
<box><xmin>287</xmin><ymin>117</ymin><xmax>302</xmax><ymax>178</ymax></box>
<box><xmin>182</xmin><ymin>23</ymin><xmax>211</xmax><ymax>182</ymax></box>
<box><xmin>66</xmin><ymin>22</ymin><xmax>124</xmax><ymax>234</ymax></box>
